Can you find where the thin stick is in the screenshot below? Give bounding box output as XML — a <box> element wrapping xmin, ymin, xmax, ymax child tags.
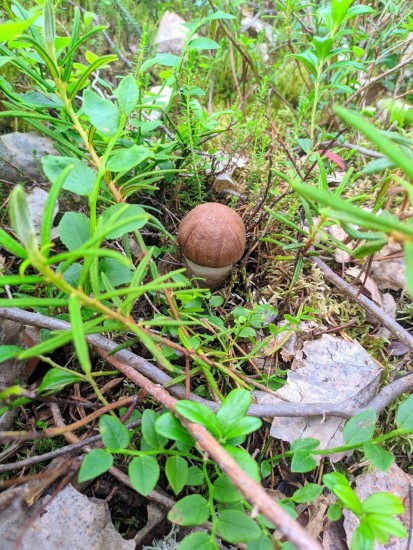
<box><xmin>343</xmin><ymin>56</ymin><xmax>413</xmax><ymax>106</ymax></box>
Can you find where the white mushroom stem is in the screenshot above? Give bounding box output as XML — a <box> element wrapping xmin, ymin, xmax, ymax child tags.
<box><xmin>184</xmin><ymin>257</ymin><xmax>232</xmax><ymax>289</ymax></box>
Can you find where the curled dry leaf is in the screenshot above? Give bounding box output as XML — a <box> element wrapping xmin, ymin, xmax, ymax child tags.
<box><xmin>343</xmin><ymin>463</ymin><xmax>411</xmax><ymax>550</ymax></box>
<box><xmin>254</xmin><ymin>335</ymin><xmax>382</xmax><ymax>462</ymax></box>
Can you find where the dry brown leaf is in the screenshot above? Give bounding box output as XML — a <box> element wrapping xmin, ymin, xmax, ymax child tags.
<box><xmin>343</xmin><ymin>463</ymin><xmax>411</xmax><ymax>550</ymax></box>
<box><xmin>346</xmin><ymin>266</ymin><xmax>382</xmax><ymax>306</ymax></box>
<box><xmin>370</xmin><ymin>243</ymin><xmax>406</xmax><ymax>291</ymax></box>
<box><xmin>325</xmin><ymin>225</ymin><xmax>353</xmax><ymax>263</ymax></box>
<box><xmin>254</xmin><ymin>335</ymin><xmax>382</xmax><ymax>462</ymax></box>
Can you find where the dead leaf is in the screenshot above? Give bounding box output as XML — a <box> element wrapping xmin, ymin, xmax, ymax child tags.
<box><xmin>376</xmin><ymin>293</ymin><xmax>396</xmax><ymax>340</ymax></box>
<box><xmin>346</xmin><ymin>266</ymin><xmax>382</xmax><ymax>306</ymax></box>
<box><xmin>370</xmin><ymin>243</ymin><xmax>406</xmax><ymax>291</ymax></box>
<box><xmin>254</xmin><ymin>335</ymin><xmax>382</xmax><ymax>462</ymax></box>
<box><xmin>343</xmin><ymin>463</ymin><xmax>411</xmax><ymax>550</ymax></box>
<box><xmin>325</xmin><ymin>225</ymin><xmax>353</xmax><ymax>263</ymax></box>
<box><xmin>0</xmin><ymin>484</ymin><xmax>134</xmax><ymax>550</ymax></box>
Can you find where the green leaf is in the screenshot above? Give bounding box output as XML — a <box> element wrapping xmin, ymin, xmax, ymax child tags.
<box><xmin>165</xmin><ymin>456</ymin><xmax>189</xmax><ymax>495</ymax></box>
<box><xmin>292</xmin><ymin>483</ymin><xmax>323</xmax><ymax>504</ymax></box>
<box><xmin>116</xmin><ymin>74</ymin><xmax>139</xmax><ymax>115</ymax></box>
<box><xmin>99</xmin><ymin>258</ymin><xmax>133</xmax><ymax>288</ymax></box>
<box><xmin>291</xmin><ymin>450</ymin><xmax>317</xmax><ymax>473</ymax></box>
<box><xmin>363</xmin><ymin>442</ymin><xmax>394</xmax><ymax>472</ymax></box>
<box><xmin>78</xmin><ymin>449</ymin><xmax>113</xmax><ymax>482</ymax></box>
<box><xmin>128</xmin><ymin>455</ymin><xmax>160</xmax><ymax>496</ymax></box>
<box><xmin>9</xmin><ymin>185</ymin><xmax>38</xmax><ymax>252</ymax></box>
<box><xmin>0</xmin><ymin>15</ymin><xmax>38</xmax><ymax>41</ymax></box>
<box><xmin>187</xmin><ymin>466</ymin><xmax>204</xmax><ymax>486</ymax></box>
<box><xmin>332</xmin><ymin>0</ymin><xmax>353</xmax><ymax>26</ymax></box>
<box><xmin>395</xmin><ymin>394</ymin><xmax>413</xmax><ymax>429</ymax></box>
<box><xmin>175</xmin><ymin>400</ymin><xmax>222</xmax><ymax>437</ymax></box>
<box><xmin>216</xmin><ymin>389</ymin><xmax>251</xmax><ymax>431</ymax></box>
<box><xmin>323</xmin><ymin>472</ymin><xmax>351</xmax><ymax>491</ymax></box>
<box><xmin>246</xmin><ymin>535</ymin><xmax>274</xmax><ymax>550</ymax></box>
<box><xmin>155</xmin><ymin>412</ymin><xmax>194</xmax><ymax>446</ymax></box>
<box><xmin>351</xmin><ymin>521</ymin><xmax>374</xmax><ymax>550</ymax></box>
<box><xmin>362</xmin><ymin>492</ymin><xmax>404</xmax><ymax>515</ymax></box>
<box><xmin>42</xmin><ymin>156</ymin><xmax>95</xmax><ymax>196</ymax></box>
<box><xmin>328</xmin><ymin>503</ymin><xmax>343</xmax><ymax>521</ymax></box>
<box><xmin>334</xmin><ymin>485</ymin><xmax>363</xmax><ymax>516</ymax></box>
<box><xmin>99</xmin><ymin>414</ymin><xmax>130</xmax><ymax>450</ymax></box>
<box><xmin>290</xmin><ymin>438</ymin><xmax>320</xmax><ymax>452</ymax></box>
<box><xmin>223</xmin><ymin>417</ymin><xmax>262</xmax><ymax>443</ymax></box>
<box><xmin>213</xmin><ymin>476</ymin><xmax>242</xmax><ymax>503</ymax></box>
<box><xmin>188</xmin><ymin>37</ymin><xmax>220</xmax><ymax>50</ymax></box>
<box><xmin>99</xmin><ymin>204</ymin><xmax>148</xmax><ymax>239</ymax></box>
<box><xmin>0</xmin><ymin>228</ymin><xmax>27</xmax><ymax>259</ymax></box>
<box><xmin>38</xmin><ymin>368</ymin><xmax>84</xmax><ymax>392</ymax></box>
<box><xmin>107</xmin><ymin>145</ymin><xmax>154</xmax><ymax>172</ymax></box>
<box><xmin>141</xmin><ymin>53</ymin><xmax>180</xmax><ymax>71</ymax></box>
<box><xmin>0</xmin><ymin>345</ymin><xmax>22</xmax><ymax>364</ymax></box>
<box><xmin>216</xmin><ymin>510</ymin><xmax>261</xmax><ymax>543</ymax></box>
<box><xmin>58</xmin><ymin>212</ymin><xmax>90</xmax><ymax>251</ymax></box>
<box><xmin>313</xmin><ymin>36</ymin><xmax>332</xmax><ymax>60</ymax></box>
<box><xmin>142</xmin><ymin>409</ymin><xmax>168</xmax><ymax>449</ymax></box>
<box><xmin>291</xmin><ymin>182</ymin><xmax>413</xmax><ymax>237</ymax></box>
<box><xmin>335</xmin><ymin>107</ymin><xmax>413</xmax><ymax>182</ymax></box>
<box><xmin>343</xmin><ymin>410</ymin><xmax>376</xmax><ymax>445</ymax></box>
<box><xmin>292</xmin><ymin>50</ymin><xmax>318</xmax><ymax>76</ymax></box>
<box><xmin>68</xmin><ymin>295</ymin><xmax>91</xmax><ymax>374</ymax></box>
<box><xmin>224</xmin><ymin>446</ymin><xmax>260</xmax><ymax>481</ymax></box>
<box><xmin>353</xmin><ymin>239</ymin><xmax>387</xmax><ymax>259</ymax></box>
<box><xmin>364</xmin><ymin>514</ymin><xmax>407</xmax><ymax>543</ymax></box>
<box><xmin>82</xmin><ymin>89</ymin><xmax>120</xmax><ymax>137</ymax></box>
<box><xmin>167</xmin><ymin>495</ymin><xmax>209</xmax><ymax>526</ymax></box>
<box><xmin>177</xmin><ymin>532</ymin><xmax>215</xmax><ymax>550</ymax></box>
<box><xmin>43</xmin><ymin>0</ymin><xmax>56</xmax><ymax>53</ymax></box>
<box><xmin>205</xmin><ymin>10</ymin><xmax>237</xmax><ymax>20</ymax></box>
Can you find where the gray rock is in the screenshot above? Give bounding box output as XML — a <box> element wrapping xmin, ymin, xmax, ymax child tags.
<box><xmin>0</xmin><ymin>484</ymin><xmax>135</xmax><ymax>550</ymax></box>
<box><xmin>154</xmin><ymin>11</ymin><xmax>189</xmax><ymax>55</ymax></box>
<box><xmin>0</xmin><ymin>132</ymin><xmax>57</xmax><ymax>183</ymax></box>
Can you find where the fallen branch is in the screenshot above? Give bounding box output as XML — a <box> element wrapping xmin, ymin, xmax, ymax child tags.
<box><xmin>1</xmin><ymin>307</ymin><xmax>412</xmax><ymax>421</ymax></box>
<box><xmin>100</xmin><ymin>351</ymin><xmax>322</xmax><ymax>550</ymax></box>
<box><xmin>311</xmin><ymin>256</ymin><xmax>413</xmax><ymax>352</ymax></box>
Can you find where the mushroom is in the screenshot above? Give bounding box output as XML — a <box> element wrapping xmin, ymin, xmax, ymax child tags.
<box><xmin>177</xmin><ymin>202</ymin><xmax>246</xmax><ymax>289</ymax></box>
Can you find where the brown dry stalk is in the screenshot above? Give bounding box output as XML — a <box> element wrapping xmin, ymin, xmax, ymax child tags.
<box><xmin>100</xmin><ymin>351</ymin><xmax>322</xmax><ymax>550</ymax></box>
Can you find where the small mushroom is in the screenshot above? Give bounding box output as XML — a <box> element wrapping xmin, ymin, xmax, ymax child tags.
<box><xmin>177</xmin><ymin>202</ymin><xmax>246</xmax><ymax>289</ymax></box>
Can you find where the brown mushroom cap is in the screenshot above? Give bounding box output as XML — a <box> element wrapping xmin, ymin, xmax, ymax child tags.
<box><xmin>177</xmin><ymin>202</ymin><xmax>246</xmax><ymax>268</ymax></box>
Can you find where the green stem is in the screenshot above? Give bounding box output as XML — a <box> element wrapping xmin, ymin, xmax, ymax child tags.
<box><xmin>310</xmin><ymin>69</ymin><xmax>322</xmax><ymax>146</ymax></box>
<box><xmin>268</xmin><ymin>427</ymin><xmax>413</xmax><ymax>465</ymax></box>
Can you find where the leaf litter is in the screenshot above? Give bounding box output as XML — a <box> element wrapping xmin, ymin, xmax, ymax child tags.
<box><xmin>255</xmin><ymin>334</ymin><xmax>382</xmax><ymax>462</ymax></box>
